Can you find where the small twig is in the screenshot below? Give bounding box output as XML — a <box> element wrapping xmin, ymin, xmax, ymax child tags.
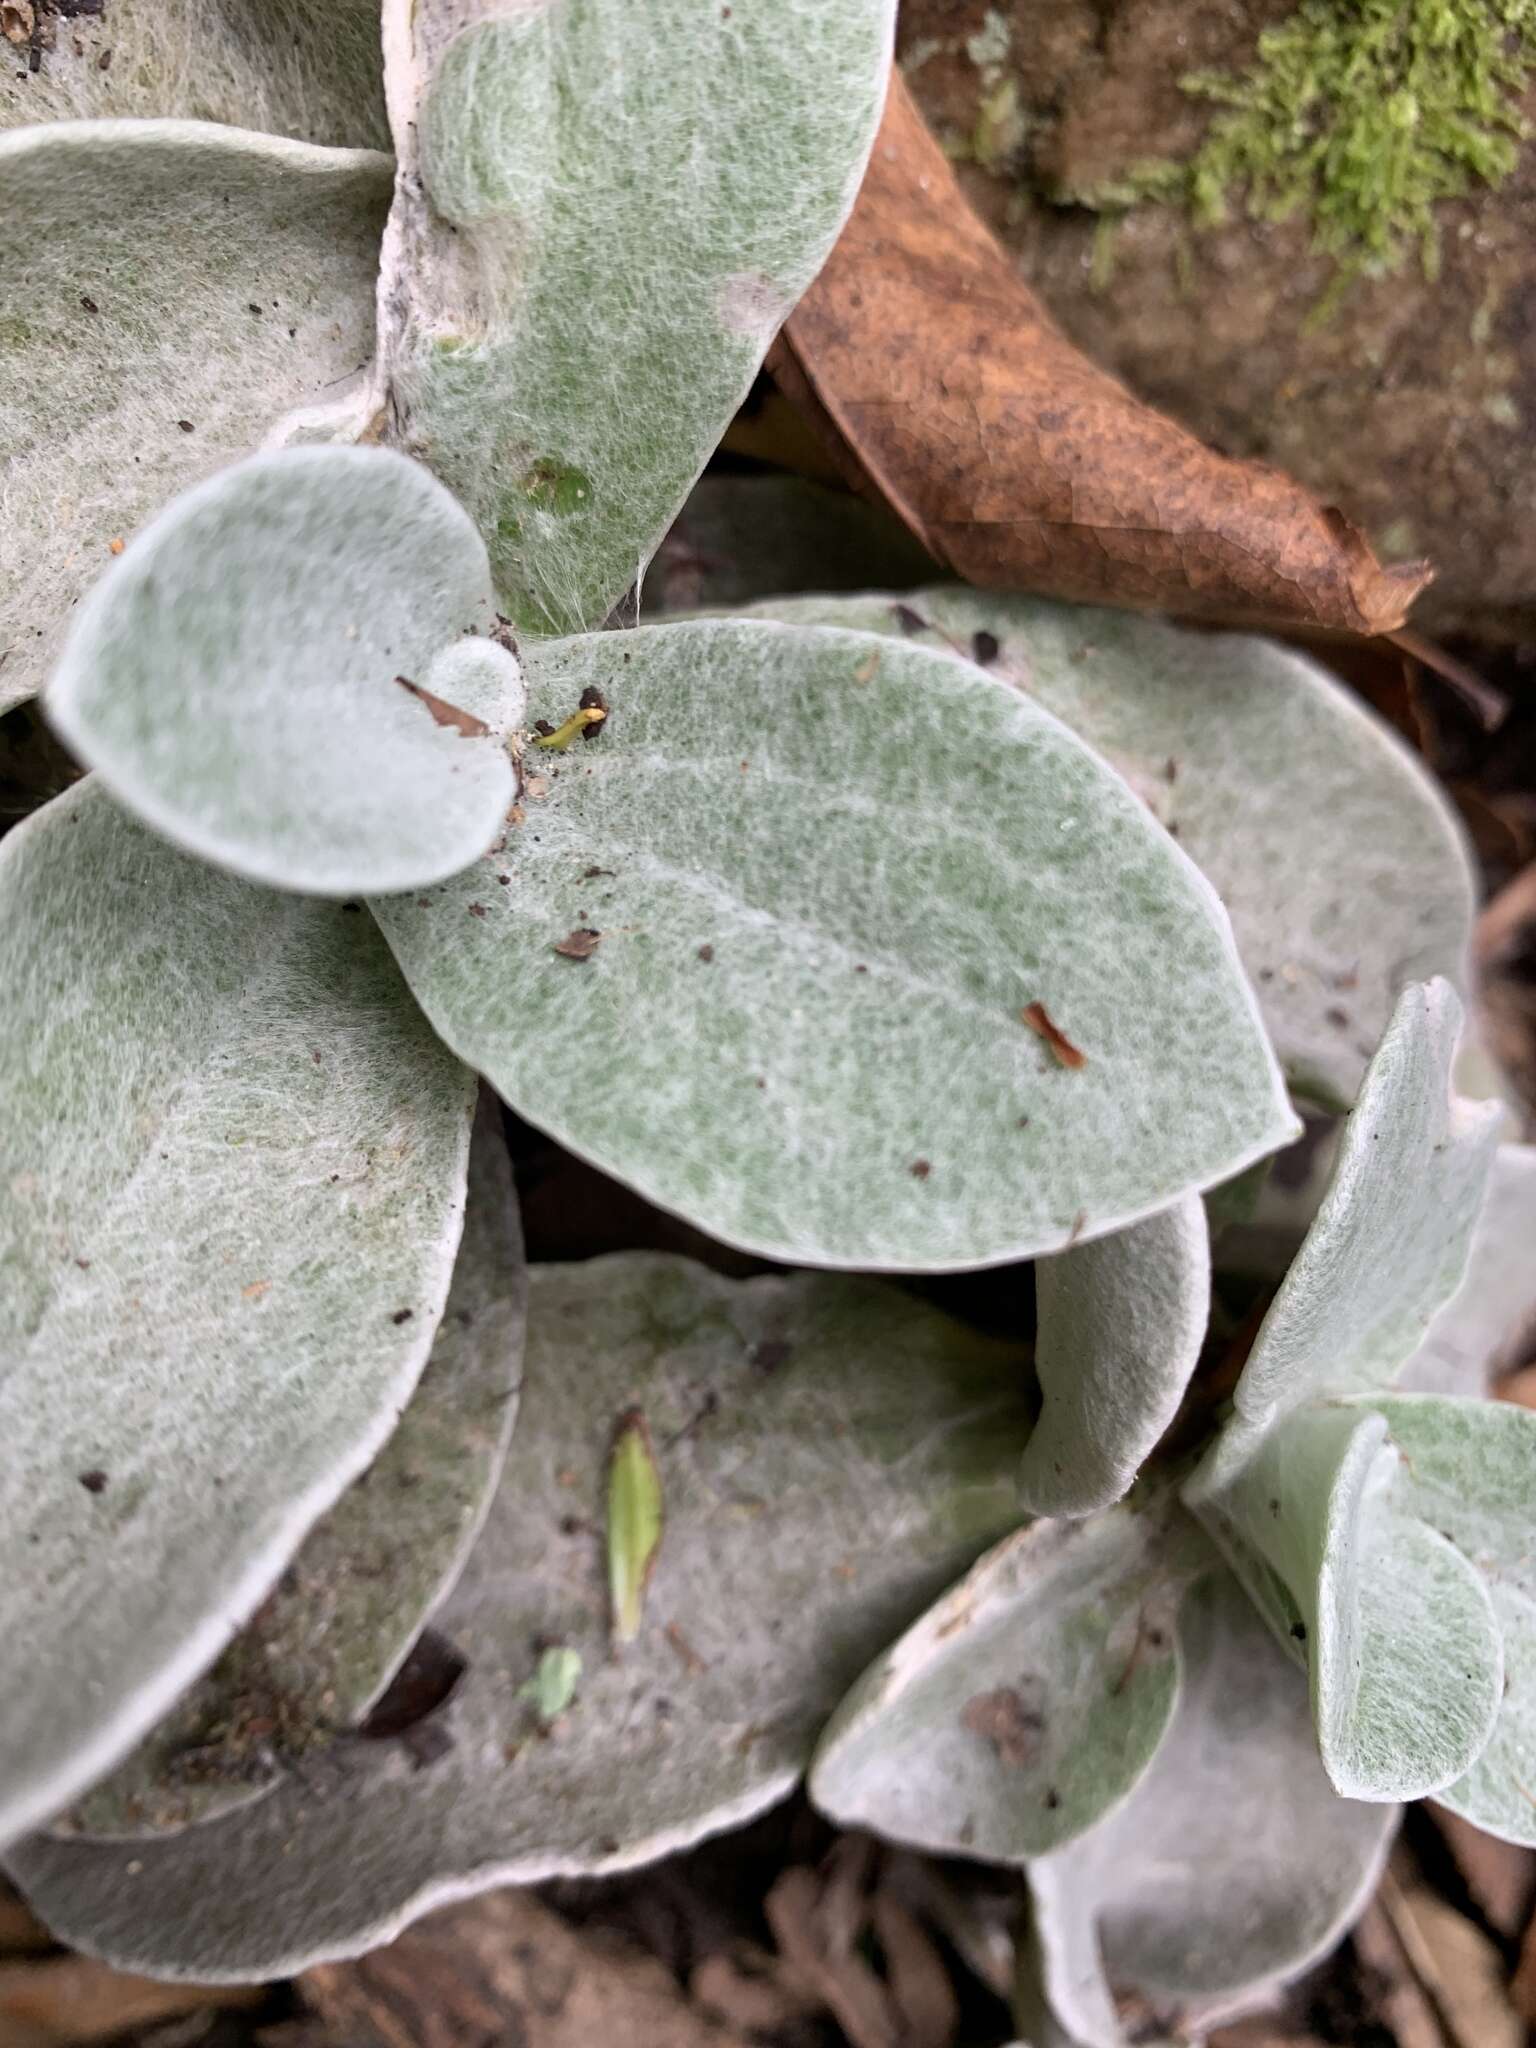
<box><xmin>1386</xmin><ymin>628</ymin><xmax>1507</xmax><ymax>732</ymax></box>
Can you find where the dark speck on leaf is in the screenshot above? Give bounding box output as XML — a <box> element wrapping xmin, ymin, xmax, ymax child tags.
<box><xmin>578</xmin><ymin>684</ymin><xmax>608</xmax><ymax>739</ymax></box>
<box><xmin>497</xmin><ymin>874</ymin><xmax>510</xmax><ymax>886</ymax></box>
<box><xmin>554</xmin><ymin>927</ymin><xmax>602</xmax><ymax>961</ymax></box>
<box><xmin>176</xmin><ymin>419</ymin><xmax>195</xmax><ymax>433</ymax></box>
<box><xmin>79</xmin><ymin>1470</ymin><xmax>108</xmax><ymax>1494</ymax></box>
<box><xmin>1326</xmin><ymin>1006</ymin><xmax>1351</xmax><ymax>1029</ymax></box>
<box><xmin>392</xmin><ymin>1308</ymin><xmax>414</xmax><ymax>1326</ymax></box>
<box><xmin>1269</xmin><ymin>1497</ymin><xmax>1281</xmax><ymax>1517</ymax></box>
<box><xmin>697</xmin><ymin>943</ymin><xmax>714</xmax><ymax>963</ymax></box>
<box><xmin>854</xmin><ymin>963</ymin><xmax>868</xmax><ymax>974</ymax></box>
<box><xmin>533</xmin><ymin>719</ymin><xmax>556</xmax><ymax>738</ymax></box>
<box><xmin>1291</xmin><ymin>1621</ymin><xmax>1308</xmax><ymax>1642</ymax></box>
<box><xmin>582</xmin><ymin>866</ymin><xmax>614</xmax><ymax>880</ymax></box>
<box><xmin>971</xmin><ymin>629</ymin><xmax>1000</xmax><ymax>665</ymax></box>
<box><xmin>341</xmin><ymin>901</ymin><xmax>362</xmax><ymax>913</ymax></box>
<box><xmin>247</xmin><ymin>303</ymin><xmax>262</xmax><ymax>315</ymax></box>
<box><xmin>467</xmin><ymin>903</ymin><xmax>488</xmax><ymax>919</ymax></box>
<box><xmin>1045</xmin><ymin>1786</ymin><xmax>1061</xmax><ymax>1810</ymax></box>
<box><xmin>79</xmin><ymin>294</ymin><xmax>99</xmax><ymax>314</ymax></box>
<box><xmin>910</xmin><ymin>1159</ymin><xmax>931</xmax><ymax>1180</ymax></box>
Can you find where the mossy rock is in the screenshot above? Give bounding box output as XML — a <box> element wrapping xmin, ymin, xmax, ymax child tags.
<box><xmin>900</xmin><ymin>0</ymin><xmax>1536</xmax><ymax>643</ymax></box>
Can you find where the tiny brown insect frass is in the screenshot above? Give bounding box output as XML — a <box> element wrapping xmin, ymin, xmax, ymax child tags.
<box><xmin>1021</xmin><ymin>1001</ymin><xmax>1087</xmax><ymax>1069</ymax></box>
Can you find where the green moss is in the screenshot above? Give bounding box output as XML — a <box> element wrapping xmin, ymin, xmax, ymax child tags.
<box><xmin>1095</xmin><ymin>0</ymin><xmax>1536</xmax><ymax>288</ymax></box>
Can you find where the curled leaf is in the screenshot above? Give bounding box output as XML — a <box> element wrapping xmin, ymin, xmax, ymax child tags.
<box><xmin>1020</xmin><ymin>1195</ymin><xmax>1210</xmax><ymax>1519</ymax></box>
<box><xmin>775</xmin><ymin>73</ymin><xmax>1429</xmax><ymax>637</ymax></box>
<box><xmin>1017</xmin><ymin>1573</ymin><xmax>1397</xmax><ymax>2048</ymax></box>
<box><xmin>47</xmin><ymin>448</ymin><xmax>523</xmax><ymax>897</ymax></box>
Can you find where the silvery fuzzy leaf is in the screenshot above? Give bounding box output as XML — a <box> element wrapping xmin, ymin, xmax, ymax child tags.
<box><xmin>1</xmin><ymin>121</ymin><xmax>391</xmax><ymax>716</ymax></box>
<box><xmin>0</xmin><ymin>0</ymin><xmax>388</xmax><ymax>146</ymax></box>
<box><xmin>372</xmin><ymin>0</ymin><xmax>896</xmax><ymax>631</ymax></box>
<box><xmin>739</xmin><ymin>592</ymin><xmax>1475</xmax><ymax>1110</ymax></box>
<box><xmin>47</xmin><ymin>447</ymin><xmax>522</xmax><ymax>896</ymax></box>
<box><xmin>1192</xmin><ymin>1398</ymin><xmax>1503</xmax><ymax>1804</ymax></box>
<box><xmin>1020</xmin><ymin>1196</ymin><xmax>1209</xmax><ymax>1518</ymax></box>
<box><xmin>54</xmin><ymin>1100</ymin><xmax>525</xmax><ymax>1841</ymax></box>
<box><xmin>372</xmin><ymin>618</ymin><xmax>1297</xmax><ymax>1271</ymax></box>
<box><xmin>809</xmin><ymin>1494</ymin><xmax>1213</xmax><ymax>1864</ymax></box>
<box><xmin>7</xmin><ymin>1253</ymin><xmax>1032</xmax><ymax>1979</ymax></box>
<box><xmin>0</xmin><ymin>778</ymin><xmax>475</xmax><ymax>1850</ymax></box>
<box><xmin>1200</xmin><ymin>979</ymin><xmax>1498</xmax><ymax>1470</ymax></box>
<box><xmin>1365</xmin><ymin>1394</ymin><xmax>1536</xmax><ymax>1843</ymax></box>
<box><xmin>1397</xmin><ymin>1144</ymin><xmax>1536</xmax><ymax>1397</ymax></box>
<box><xmin>1018</xmin><ymin>1573</ymin><xmax>1397</xmax><ymax>2048</ymax></box>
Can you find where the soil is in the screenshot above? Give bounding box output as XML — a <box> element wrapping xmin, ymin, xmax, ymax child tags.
<box><xmin>898</xmin><ymin>0</ymin><xmax>1536</xmax><ymax>644</ymax></box>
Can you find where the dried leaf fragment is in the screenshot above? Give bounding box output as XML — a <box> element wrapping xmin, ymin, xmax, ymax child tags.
<box><xmin>607</xmin><ymin>1408</ymin><xmax>662</xmax><ymax>1647</ymax></box>
<box><xmin>395</xmin><ymin>676</ymin><xmax>491</xmax><ymax>740</ymax></box>
<box><xmin>1021</xmin><ymin>1001</ymin><xmax>1087</xmax><ymax>1069</ymax></box>
<box><xmin>775</xmin><ymin>72</ymin><xmax>1430</xmax><ymax>637</ymax></box>
<box><xmin>553</xmin><ymin>928</ymin><xmax>602</xmax><ymax>961</ymax></box>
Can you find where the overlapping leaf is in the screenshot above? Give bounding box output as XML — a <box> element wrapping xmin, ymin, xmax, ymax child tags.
<box><xmin>1020</xmin><ymin>1196</ymin><xmax>1209</xmax><ymax>1518</ymax></box>
<box><xmin>1015</xmin><ymin>1574</ymin><xmax>1397</xmax><ymax>2048</ymax></box>
<box><xmin>54</xmin><ymin>1102</ymin><xmax>526</xmax><ymax>1841</ymax></box>
<box><xmin>1</xmin><ymin>122</ymin><xmax>391</xmax><ymax>716</ymax></box>
<box><xmin>1187</xmin><ymin>982</ymin><xmax>1513</xmax><ymax>1804</ymax></box>
<box><xmin>372</xmin><ymin>618</ymin><xmax>1297</xmax><ymax>1270</ymax></box>
<box><xmin>810</xmin><ymin>1493</ymin><xmax>1211</xmax><ymax>1863</ymax></box>
<box><xmin>0</xmin><ymin>0</ymin><xmax>388</xmax><ymax>145</ymax></box>
<box><xmin>48</xmin><ymin>448</ymin><xmax>522</xmax><ymax>895</ymax></box>
<box><xmin>740</xmin><ymin>589</ymin><xmax>1475</xmax><ymax>1108</ymax></box>
<box><xmin>373</xmin><ymin>0</ymin><xmax>896</xmax><ymax>631</ymax></box>
<box><xmin>7</xmin><ymin>1254</ymin><xmax>1032</xmax><ymax>1978</ymax></box>
<box><xmin>0</xmin><ymin>779</ymin><xmax>475</xmax><ymax>1851</ymax></box>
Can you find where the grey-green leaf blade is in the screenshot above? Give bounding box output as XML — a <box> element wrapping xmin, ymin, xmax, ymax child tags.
<box><xmin>0</xmin><ymin>779</ymin><xmax>476</xmax><ymax>1850</ymax></box>
<box><xmin>809</xmin><ymin>1494</ymin><xmax>1213</xmax><ymax>1863</ymax></box>
<box><xmin>47</xmin><ymin>448</ymin><xmax>521</xmax><ymax>896</ymax></box>
<box><xmin>738</xmin><ymin>590</ymin><xmax>1475</xmax><ymax>1110</ymax></box>
<box><xmin>373</xmin><ymin>619</ymin><xmax>1298</xmax><ymax>1271</ymax></box>
<box><xmin>377</xmin><ymin>0</ymin><xmax>896</xmax><ymax>631</ymax></box>
<box><xmin>1020</xmin><ymin>1195</ymin><xmax>1210</xmax><ymax>1518</ymax></box>
<box><xmin>54</xmin><ymin>1099</ymin><xmax>525</xmax><ymax>1841</ymax></box>
<box><xmin>0</xmin><ymin>0</ymin><xmax>387</xmax><ymax>145</ymax></box>
<box><xmin>1021</xmin><ymin>1573</ymin><xmax>1396</xmax><ymax>2048</ymax></box>
<box><xmin>1</xmin><ymin>121</ymin><xmax>391</xmax><ymax>716</ymax></box>
<box><xmin>7</xmin><ymin>1254</ymin><xmax>1033</xmax><ymax>1978</ymax></box>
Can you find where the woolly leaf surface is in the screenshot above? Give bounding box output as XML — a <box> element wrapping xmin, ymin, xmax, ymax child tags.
<box><xmin>0</xmin><ymin>779</ymin><xmax>475</xmax><ymax>1851</ymax></box>
<box><xmin>372</xmin><ymin>619</ymin><xmax>1297</xmax><ymax>1270</ymax></box>
<box><xmin>7</xmin><ymin>1254</ymin><xmax>1031</xmax><ymax>1978</ymax></box>
<box><xmin>48</xmin><ymin>448</ymin><xmax>521</xmax><ymax>895</ymax></box>
<box><xmin>1</xmin><ymin>121</ymin><xmax>390</xmax><ymax>715</ymax></box>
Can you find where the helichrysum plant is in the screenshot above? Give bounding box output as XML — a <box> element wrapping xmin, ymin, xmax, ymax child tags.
<box><xmin>3</xmin><ymin>7</ymin><xmax>1534</xmax><ymax>2044</ymax></box>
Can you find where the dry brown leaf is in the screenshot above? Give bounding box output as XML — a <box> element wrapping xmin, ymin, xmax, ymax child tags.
<box><xmin>268</xmin><ymin>1890</ymin><xmax>748</xmax><ymax>2048</ymax></box>
<box><xmin>775</xmin><ymin>71</ymin><xmax>1430</xmax><ymax>638</ymax></box>
<box><xmin>393</xmin><ymin>678</ymin><xmax>492</xmax><ymax>741</ymax></box>
<box><xmin>0</xmin><ymin>1957</ymin><xmax>259</xmax><ymax>2048</ymax></box>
